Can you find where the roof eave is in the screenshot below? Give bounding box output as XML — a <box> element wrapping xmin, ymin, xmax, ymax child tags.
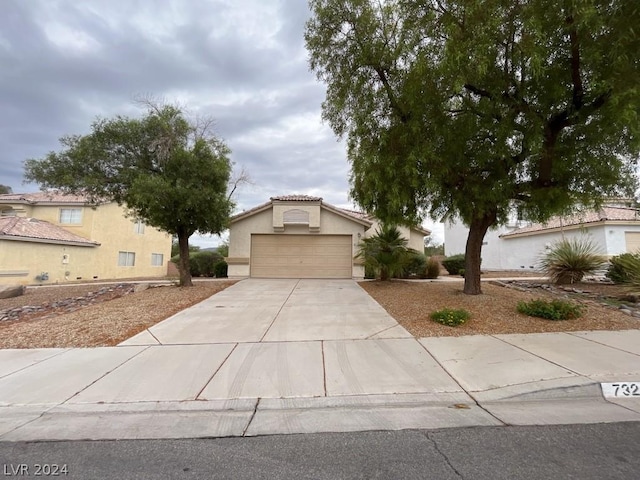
<box><xmin>0</xmin><ymin>235</ymin><xmax>100</xmax><ymax>247</ymax></box>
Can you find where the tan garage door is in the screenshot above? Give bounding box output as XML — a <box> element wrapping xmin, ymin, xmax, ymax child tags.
<box><xmin>250</xmin><ymin>234</ymin><xmax>352</xmax><ymax>278</ymax></box>
<box><xmin>625</xmin><ymin>232</ymin><xmax>640</xmax><ymax>253</ymax></box>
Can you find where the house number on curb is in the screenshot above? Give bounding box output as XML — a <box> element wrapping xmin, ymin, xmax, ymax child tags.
<box><xmin>601</xmin><ymin>382</ymin><xmax>640</xmax><ymax>398</ymax></box>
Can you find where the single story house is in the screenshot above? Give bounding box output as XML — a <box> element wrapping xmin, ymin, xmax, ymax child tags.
<box><xmin>227</xmin><ymin>195</ymin><xmax>429</xmax><ymax>279</ymax></box>
<box><xmin>0</xmin><ymin>192</ymin><xmax>172</xmax><ymax>285</ymax></box>
<box><xmin>444</xmin><ymin>204</ymin><xmax>640</xmax><ymax>271</ymax></box>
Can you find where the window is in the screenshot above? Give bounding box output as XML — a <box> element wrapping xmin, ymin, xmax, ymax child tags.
<box><xmin>151</xmin><ymin>253</ymin><xmax>164</xmax><ymax>266</ymax></box>
<box><xmin>133</xmin><ymin>219</ymin><xmax>145</xmax><ymax>234</ymax></box>
<box><xmin>118</xmin><ymin>251</ymin><xmax>135</xmax><ymax>266</ymax></box>
<box><xmin>59</xmin><ymin>208</ymin><xmax>82</xmax><ymax>224</ymax></box>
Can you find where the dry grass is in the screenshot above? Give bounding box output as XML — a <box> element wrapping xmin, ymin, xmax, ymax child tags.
<box><xmin>360</xmin><ymin>279</ymin><xmax>640</xmax><ymax>337</ymax></box>
<box><xmin>0</xmin><ymin>281</ymin><xmax>236</xmax><ymax>349</ymax></box>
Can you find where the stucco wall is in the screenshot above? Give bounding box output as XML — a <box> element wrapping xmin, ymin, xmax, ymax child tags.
<box><xmin>445</xmin><ymin>219</ymin><xmax>640</xmax><ymax>271</ymax></box>
<box><xmin>0</xmin><ymin>202</ymin><xmax>172</xmax><ymax>285</ymax></box>
<box><xmin>0</xmin><ymin>241</ymin><xmax>97</xmax><ymax>285</ymax></box>
<box><xmin>365</xmin><ymin>219</ymin><xmax>426</xmax><ymax>252</ymax></box>
<box><xmin>227</xmin><ymin>206</ymin><xmax>367</xmax><ymax>278</ymax></box>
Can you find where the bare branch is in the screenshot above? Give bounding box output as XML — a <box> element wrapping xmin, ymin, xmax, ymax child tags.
<box><xmin>227</xmin><ymin>165</ymin><xmax>253</xmax><ymax>201</ymax></box>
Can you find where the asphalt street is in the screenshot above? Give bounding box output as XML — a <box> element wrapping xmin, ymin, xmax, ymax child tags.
<box><xmin>1</xmin><ymin>422</ymin><xmax>639</xmax><ymax>479</ymax></box>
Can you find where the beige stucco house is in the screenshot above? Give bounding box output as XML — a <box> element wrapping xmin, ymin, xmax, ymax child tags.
<box><xmin>0</xmin><ymin>192</ymin><xmax>172</xmax><ymax>285</ymax></box>
<box><xmin>227</xmin><ymin>195</ymin><xmax>430</xmax><ymax>279</ymax></box>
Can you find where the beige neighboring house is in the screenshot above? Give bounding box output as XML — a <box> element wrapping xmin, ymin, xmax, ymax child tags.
<box><xmin>0</xmin><ymin>192</ymin><xmax>172</xmax><ymax>285</ymax></box>
<box><xmin>227</xmin><ymin>195</ymin><xmax>430</xmax><ymax>279</ymax></box>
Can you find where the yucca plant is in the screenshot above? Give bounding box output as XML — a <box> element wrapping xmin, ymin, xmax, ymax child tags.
<box><xmin>356</xmin><ymin>225</ymin><xmax>415</xmax><ymax>281</ymax></box>
<box><xmin>609</xmin><ymin>252</ymin><xmax>640</xmax><ymax>289</ymax></box>
<box><xmin>539</xmin><ymin>238</ymin><xmax>606</xmax><ymax>285</ymax></box>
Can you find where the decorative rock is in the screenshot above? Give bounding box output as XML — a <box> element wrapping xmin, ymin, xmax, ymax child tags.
<box><xmin>0</xmin><ymin>284</ymin><xmax>26</xmax><ymax>299</ymax></box>
<box><xmin>134</xmin><ymin>283</ymin><xmax>150</xmax><ymax>293</ymax></box>
<box><xmin>0</xmin><ymin>283</ymin><xmax>136</xmax><ymax>322</ymax></box>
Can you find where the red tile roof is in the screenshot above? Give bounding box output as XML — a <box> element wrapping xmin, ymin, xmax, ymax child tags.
<box><xmin>270</xmin><ymin>195</ymin><xmax>323</xmax><ymax>202</ymax></box>
<box><xmin>501</xmin><ymin>206</ymin><xmax>640</xmax><ymax>238</ymax></box>
<box><xmin>0</xmin><ymin>217</ymin><xmax>99</xmax><ymax>246</ymax></box>
<box><xmin>0</xmin><ymin>192</ymin><xmax>101</xmax><ymax>205</ymax></box>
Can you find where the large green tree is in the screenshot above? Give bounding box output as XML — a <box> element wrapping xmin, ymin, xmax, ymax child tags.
<box><xmin>24</xmin><ymin>105</ymin><xmax>234</xmax><ymax>286</ymax></box>
<box><xmin>305</xmin><ymin>0</ymin><xmax>639</xmax><ymax>294</ymax></box>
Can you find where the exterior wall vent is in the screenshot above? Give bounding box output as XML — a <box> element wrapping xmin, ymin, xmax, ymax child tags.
<box><xmin>283</xmin><ymin>209</ymin><xmax>310</xmax><ymax>224</ymax></box>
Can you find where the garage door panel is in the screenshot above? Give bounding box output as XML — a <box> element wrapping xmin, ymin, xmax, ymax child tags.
<box><xmin>625</xmin><ymin>232</ymin><xmax>640</xmax><ymax>253</ymax></box>
<box><xmin>251</xmin><ymin>235</ymin><xmax>352</xmax><ymax>278</ymax></box>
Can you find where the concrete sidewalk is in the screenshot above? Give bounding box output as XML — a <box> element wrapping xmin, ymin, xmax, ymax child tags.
<box><xmin>1</xmin><ymin>279</ymin><xmax>639</xmax><ymax>441</ymax></box>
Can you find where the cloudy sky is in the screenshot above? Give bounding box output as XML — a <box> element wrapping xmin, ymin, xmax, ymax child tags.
<box><xmin>0</xmin><ymin>0</ymin><xmax>443</xmax><ymax>247</ymax></box>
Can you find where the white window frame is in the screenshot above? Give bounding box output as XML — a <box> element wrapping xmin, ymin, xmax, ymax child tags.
<box><xmin>118</xmin><ymin>251</ymin><xmax>136</xmax><ymax>267</ymax></box>
<box><xmin>59</xmin><ymin>208</ymin><xmax>83</xmax><ymax>224</ymax></box>
<box><xmin>151</xmin><ymin>253</ymin><xmax>164</xmax><ymax>266</ymax></box>
<box><xmin>133</xmin><ymin>219</ymin><xmax>145</xmax><ymax>234</ymax></box>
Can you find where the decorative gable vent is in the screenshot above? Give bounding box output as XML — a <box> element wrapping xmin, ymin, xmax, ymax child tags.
<box><xmin>283</xmin><ymin>209</ymin><xmax>310</xmax><ymax>224</ymax></box>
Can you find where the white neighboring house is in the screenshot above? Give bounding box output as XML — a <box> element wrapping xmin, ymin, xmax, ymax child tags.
<box><xmin>444</xmin><ymin>204</ymin><xmax>640</xmax><ymax>271</ymax></box>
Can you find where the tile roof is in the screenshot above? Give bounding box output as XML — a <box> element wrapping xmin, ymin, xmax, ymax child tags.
<box><xmin>231</xmin><ymin>195</ymin><xmax>370</xmax><ymax>225</ymax></box>
<box><xmin>0</xmin><ymin>192</ymin><xmax>98</xmax><ymax>204</ymax></box>
<box><xmin>0</xmin><ymin>217</ymin><xmax>99</xmax><ymax>246</ymax></box>
<box><xmin>501</xmin><ymin>206</ymin><xmax>640</xmax><ymax>238</ymax></box>
<box><xmin>270</xmin><ymin>195</ymin><xmax>323</xmax><ymax>202</ymax></box>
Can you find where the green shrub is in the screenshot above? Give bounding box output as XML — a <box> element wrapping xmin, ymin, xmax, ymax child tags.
<box><xmin>356</xmin><ymin>225</ymin><xmax>415</xmax><ymax>281</ymax></box>
<box><xmin>190</xmin><ymin>251</ymin><xmax>223</xmax><ymax>277</ymax></box>
<box><xmin>539</xmin><ymin>238</ymin><xmax>606</xmax><ymax>284</ymax></box>
<box><xmin>364</xmin><ymin>264</ymin><xmax>376</xmax><ymax>279</ymax></box>
<box><xmin>402</xmin><ymin>252</ymin><xmax>428</xmax><ymax>278</ymax></box>
<box><xmin>430</xmin><ymin>308</ymin><xmax>470</xmax><ymax>327</ymax></box>
<box><xmin>441</xmin><ymin>254</ymin><xmax>465</xmax><ymax>275</ymax></box>
<box><xmin>606</xmin><ymin>253</ymin><xmax>640</xmax><ymax>285</ymax></box>
<box><xmin>459</xmin><ymin>269</ymin><xmax>465</xmax><ymax>277</ymax></box>
<box><xmin>517</xmin><ymin>299</ymin><xmax>583</xmax><ymax>320</ymax></box>
<box><xmin>425</xmin><ymin>257</ymin><xmax>440</xmax><ymax>279</ymax></box>
<box><xmin>214</xmin><ymin>260</ymin><xmax>228</xmax><ymax>278</ymax></box>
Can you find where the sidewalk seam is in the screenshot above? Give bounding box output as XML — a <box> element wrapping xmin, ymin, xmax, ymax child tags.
<box><xmin>258</xmin><ymin>279</ymin><xmax>299</xmax><ymax>342</ymax></box>
<box><xmin>194</xmin><ymin>343</ymin><xmax>239</xmax><ymax>400</ymax></box>
<box><xmin>242</xmin><ymin>398</ymin><xmax>260</xmax><ymax>436</ymax></box>
<box><xmin>416</xmin><ymin>340</ymin><xmax>508</xmax><ymax>426</ymax></box>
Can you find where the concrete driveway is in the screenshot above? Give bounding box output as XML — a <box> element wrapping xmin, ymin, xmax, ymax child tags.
<box><xmin>1</xmin><ymin>279</ymin><xmax>639</xmax><ymax>441</ymax></box>
<box><xmin>122</xmin><ymin>279</ymin><xmax>412</xmax><ymax>345</ymax></box>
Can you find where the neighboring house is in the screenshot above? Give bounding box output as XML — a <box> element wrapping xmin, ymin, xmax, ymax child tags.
<box><xmin>0</xmin><ymin>192</ymin><xmax>172</xmax><ymax>285</ymax></box>
<box><xmin>444</xmin><ymin>204</ymin><xmax>640</xmax><ymax>271</ymax></box>
<box><xmin>227</xmin><ymin>195</ymin><xmax>430</xmax><ymax>279</ymax></box>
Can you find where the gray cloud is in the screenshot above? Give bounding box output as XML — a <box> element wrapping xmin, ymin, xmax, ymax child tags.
<box><xmin>0</xmin><ymin>0</ymin><xmax>442</xmax><ymax>245</ymax></box>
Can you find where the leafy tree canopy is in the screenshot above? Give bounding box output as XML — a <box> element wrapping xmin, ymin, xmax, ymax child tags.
<box><xmin>305</xmin><ymin>0</ymin><xmax>640</xmax><ymax>293</ymax></box>
<box><xmin>24</xmin><ymin>104</ymin><xmax>234</xmax><ymax>286</ymax></box>
<box><xmin>0</xmin><ymin>185</ymin><xmax>12</xmax><ymax>194</ymax></box>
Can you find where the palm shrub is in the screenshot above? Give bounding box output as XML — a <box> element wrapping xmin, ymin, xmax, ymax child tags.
<box><xmin>356</xmin><ymin>225</ymin><xmax>416</xmax><ymax>281</ymax></box>
<box><xmin>539</xmin><ymin>238</ymin><xmax>606</xmax><ymax>285</ymax></box>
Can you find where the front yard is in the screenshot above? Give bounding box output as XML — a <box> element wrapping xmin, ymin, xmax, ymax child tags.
<box><xmin>0</xmin><ymin>278</ymin><xmax>637</xmax><ymax>349</ymax></box>
<box><xmin>359</xmin><ymin>280</ymin><xmax>639</xmax><ymax>337</ymax></box>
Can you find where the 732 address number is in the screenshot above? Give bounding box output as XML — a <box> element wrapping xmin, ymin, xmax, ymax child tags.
<box><xmin>601</xmin><ymin>382</ymin><xmax>640</xmax><ymax>398</ymax></box>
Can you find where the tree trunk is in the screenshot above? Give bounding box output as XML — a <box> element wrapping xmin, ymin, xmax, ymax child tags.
<box><xmin>177</xmin><ymin>229</ymin><xmax>193</xmax><ymax>287</ymax></box>
<box><xmin>463</xmin><ymin>210</ymin><xmax>497</xmax><ymax>295</ymax></box>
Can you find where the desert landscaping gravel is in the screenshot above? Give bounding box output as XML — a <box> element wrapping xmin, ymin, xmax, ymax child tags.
<box><xmin>360</xmin><ymin>279</ymin><xmax>640</xmax><ymax>337</ymax></box>
<box><xmin>0</xmin><ymin>280</ymin><xmax>236</xmax><ymax>349</ymax></box>
<box><xmin>1</xmin><ymin>277</ymin><xmax>638</xmax><ymax>349</ymax></box>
